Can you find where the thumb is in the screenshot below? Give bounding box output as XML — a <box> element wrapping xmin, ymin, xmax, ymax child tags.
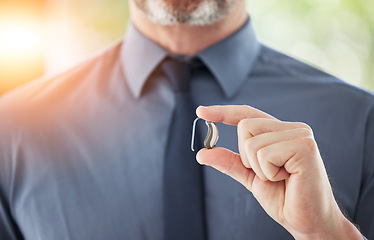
<box><xmin>196</xmin><ymin>147</ymin><xmax>255</xmax><ymax>191</ymax></box>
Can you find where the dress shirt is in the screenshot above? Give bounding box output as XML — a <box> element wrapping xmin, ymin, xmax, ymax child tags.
<box><xmin>0</xmin><ymin>18</ymin><xmax>374</xmax><ymax>240</ymax></box>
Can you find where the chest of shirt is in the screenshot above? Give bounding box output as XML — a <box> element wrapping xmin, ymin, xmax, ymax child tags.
<box><xmin>8</xmin><ymin>77</ymin><xmax>364</xmax><ymax>240</ymax></box>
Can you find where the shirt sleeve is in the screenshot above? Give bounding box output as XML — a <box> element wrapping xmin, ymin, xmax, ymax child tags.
<box><xmin>0</xmin><ymin>106</ymin><xmax>23</xmax><ymax>240</ymax></box>
<box><xmin>354</xmin><ymin>104</ymin><xmax>374</xmax><ymax>239</ymax></box>
<box><xmin>0</xmin><ymin>154</ymin><xmax>22</xmax><ymax>240</ymax></box>
<box><xmin>0</xmin><ymin>189</ymin><xmax>23</xmax><ymax>240</ymax></box>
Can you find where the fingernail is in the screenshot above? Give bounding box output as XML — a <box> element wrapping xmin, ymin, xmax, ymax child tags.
<box><xmin>196</xmin><ymin>106</ymin><xmax>207</xmax><ymax>116</ymax></box>
<box><xmin>196</xmin><ymin>150</ymin><xmax>203</xmax><ymax>164</ymax></box>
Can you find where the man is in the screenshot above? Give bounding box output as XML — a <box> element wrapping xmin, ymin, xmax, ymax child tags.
<box><xmin>0</xmin><ymin>0</ymin><xmax>373</xmax><ymax>239</ymax></box>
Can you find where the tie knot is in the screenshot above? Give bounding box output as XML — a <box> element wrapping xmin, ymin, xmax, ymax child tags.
<box><xmin>161</xmin><ymin>56</ymin><xmax>202</xmax><ymax>92</ymax></box>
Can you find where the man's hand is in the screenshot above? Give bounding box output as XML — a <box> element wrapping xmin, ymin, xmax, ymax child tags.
<box><xmin>196</xmin><ymin>105</ymin><xmax>363</xmax><ymax>240</ymax></box>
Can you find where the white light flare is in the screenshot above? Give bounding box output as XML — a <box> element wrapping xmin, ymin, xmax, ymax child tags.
<box><xmin>0</xmin><ymin>20</ymin><xmax>44</xmax><ymax>59</ymax></box>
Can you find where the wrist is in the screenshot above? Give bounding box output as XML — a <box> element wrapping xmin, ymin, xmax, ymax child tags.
<box><xmin>293</xmin><ymin>214</ymin><xmax>362</xmax><ymax>240</ymax></box>
<box><xmin>337</xmin><ymin>217</ymin><xmax>363</xmax><ymax>240</ymax></box>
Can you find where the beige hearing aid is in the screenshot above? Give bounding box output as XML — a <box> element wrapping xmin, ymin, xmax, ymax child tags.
<box><xmin>191</xmin><ymin>118</ymin><xmax>219</xmax><ymax>151</ymax></box>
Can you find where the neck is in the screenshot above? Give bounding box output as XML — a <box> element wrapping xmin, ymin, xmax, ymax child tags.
<box><xmin>130</xmin><ymin>1</ymin><xmax>248</xmax><ymax>56</ymax></box>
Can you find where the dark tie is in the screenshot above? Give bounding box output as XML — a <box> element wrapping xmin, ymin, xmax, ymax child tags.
<box><xmin>162</xmin><ymin>56</ymin><xmax>206</xmax><ymax>240</ymax></box>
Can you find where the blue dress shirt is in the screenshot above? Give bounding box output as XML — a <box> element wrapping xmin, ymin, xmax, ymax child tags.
<box><xmin>0</xmin><ymin>18</ymin><xmax>373</xmax><ymax>240</ymax></box>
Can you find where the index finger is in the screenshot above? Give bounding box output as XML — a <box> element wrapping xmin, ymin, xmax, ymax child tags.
<box><xmin>196</xmin><ymin>105</ymin><xmax>277</xmax><ymax>126</ymax></box>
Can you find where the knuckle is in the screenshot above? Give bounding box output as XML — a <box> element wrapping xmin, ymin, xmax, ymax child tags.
<box><xmin>237</xmin><ymin>119</ymin><xmax>246</xmax><ymax>131</ymax></box>
<box><xmin>300</xmin><ymin>137</ymin><xmax>317</xmax><ymax>152</ymax></box>
<box><xmin>257</xmin><ymin>149</ymin><xmax>275</xmax><ymax>180</ymax></box>
<box><xmin>295</xmin><ymin>122</ymin><xmax>313</xmax><ymax>131</ymax></box>
<box><xmin>239</xmin><ymin>151</ymin><xmax>250</xmax><ymax>168</ymax></box>
<box><xmin>256</xmin><ymin>147</ymin><xmax>267</xmax><ymax>161</ymax></box>
<box><xmin>296</xmin><ymin>128</ymin><xmax>313</xmax><ymax>137</ymax></box>
<box><xmin>244</xmin><ymin>138</ymin><xmax>255</xmax><ymax>153</ymax></box>
<box><xmin>241</xmin><ymin>139</ymin><xmax>255</xmax><ymax>168</ymax></box>
<box><xmin>238</xmin><ymin>118</ymin><xmax>251</xmax><ymax>129</ymax></box>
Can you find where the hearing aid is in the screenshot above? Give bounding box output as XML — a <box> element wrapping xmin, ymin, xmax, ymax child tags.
<box><xmin>191</xmin><ymin>118</ymin><xmax>219</xmax><ymax>151</ymax></box>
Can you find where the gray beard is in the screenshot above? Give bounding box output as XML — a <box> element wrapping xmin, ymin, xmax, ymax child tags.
<box><xmin>133</xmin><ymin>0</ymin><xmax>238</xmax><ymax>26</ymax></box>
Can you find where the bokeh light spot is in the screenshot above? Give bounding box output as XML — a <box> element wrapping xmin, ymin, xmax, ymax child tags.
<box><xmin>0</xmin><ymin>21</ymin><xmax>43</xmax><ymax>57</ymax></box>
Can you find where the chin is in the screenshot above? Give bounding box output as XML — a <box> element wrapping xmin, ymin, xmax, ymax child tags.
<box><xmin>134</xmin><ymin>0</ymin><xmax>237</xmax><ymax>26</ymax></box>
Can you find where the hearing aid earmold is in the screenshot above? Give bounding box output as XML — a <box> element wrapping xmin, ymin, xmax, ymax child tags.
<box><xmin>191</xmin><ymin>118</ymin><xmax>219</xmax><ymax>151</ymax></box>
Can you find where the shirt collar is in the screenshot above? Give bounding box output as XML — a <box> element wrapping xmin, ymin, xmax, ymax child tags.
<box><xmin>197</xmin><ymin>17</ymin><xmax>261</xmax><ymax>98</ymax></box>
<box><xmin>121</xmin><ymin>23</ymin><xmax>168</xmax><ymax>98</ymax></box>
<box><xmin>121</xmin><ymin>17</ymin><xmax>261</xmax><ymax>99</ymax></box>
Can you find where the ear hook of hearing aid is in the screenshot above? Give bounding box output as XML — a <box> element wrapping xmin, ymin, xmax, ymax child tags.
<box><xmin>191</xmin><ymin>117</ymin><xmax>219</xmax><ymax>151</ymax></box>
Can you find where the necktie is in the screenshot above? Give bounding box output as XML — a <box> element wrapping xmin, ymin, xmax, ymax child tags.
<box><xmin>162</xmin><ymin>56</ymin><xmax>206</xmax><ymax>240</ymax></box>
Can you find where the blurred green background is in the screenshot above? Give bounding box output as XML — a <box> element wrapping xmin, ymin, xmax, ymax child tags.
<box><xmin>0</xmin><ymin>0</ymin><xmax>373</xmax><ymax>94</ymax></box>
<box><xmin>249</xmin><ymin>0</ymin><xmax>374</xmax><ymax>91</ymax></box>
